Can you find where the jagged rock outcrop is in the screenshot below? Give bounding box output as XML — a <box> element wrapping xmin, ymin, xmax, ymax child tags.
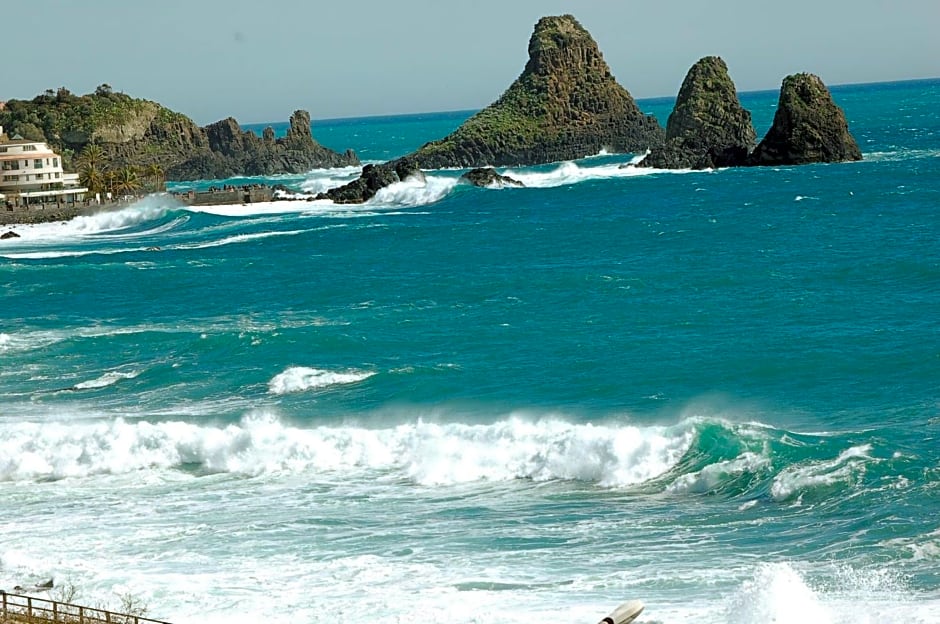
<box><xmin>639</xmin><ymin>56</ymin><xmax>755</xmax><ymax>169</ymax></box>
<box><xmin>750</xmin><ymin>73</ymin><xmax>862</xmax><ymax>165</ymax></box>
<box><xmin>168</xmin><ymin>110</ymin><xmax>359</xmax><ymax>180</ymax></box>
<box><xmin>319</xmin><ymin>157</ymin><xmax>423</xmax><ymax>204</ymax></box>
<box><xmin>460</xmin><ymin>168</ymin><xmax>525</xmax><ymax>188</ymax></box>
<box><xmin>1</xmin><ymin>230</ymin><xmax>21</xmax><ymax>239</ymax></box>
<box><xmin>410</xmin><ymin>15</ymin><xmax>663</xmax><ymax>169</ymax></box>
<box><xmin>0</xmin><ymin>88</ymin><xmax>359</xmax><ymax>180</ymax></box>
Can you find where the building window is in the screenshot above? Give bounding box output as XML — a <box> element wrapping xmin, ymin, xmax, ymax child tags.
<box><xmin>53</xmin><ymin>157</ymin><xmax>58</xmax><ymax>167</ymax></box>
<box><xmin>34</xmin><ymin>159</ymin><xmax>43</xmax><ymax>168</ymax></box>
<box><xmin>2</xmin><ymin>175</ymin><xmax>19</xmax><ymax>181</ymax></box>
<box><xmin>55</xmin><ymin>172</ymin><xmax>60</xmax><ymax>178</ymax></box>
<box><xmin>0</xmin><ymin>147</ymin><xmax>7</xmax><ymax>153</ymax></box>
<box><xmin>23</xmin><ymin>145</ymin><xmax>36</xmax><ymax>152</ymax></box>
<box><xmin>2</xmin><ymin>161</ymin><xmax>13</xmax><ymax>171</ymax></box>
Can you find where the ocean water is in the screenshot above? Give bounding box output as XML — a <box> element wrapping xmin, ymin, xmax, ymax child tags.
<box><xmin>1</xmin><ymin>79</ymin><xmax>938</xmax><ymax>624</ymax></box>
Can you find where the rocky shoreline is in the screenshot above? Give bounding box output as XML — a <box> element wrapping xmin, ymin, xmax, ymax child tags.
<box><xmin>0</xmin><ymin>14</ymin><xmax>864</xmax><ymax>217</ymax></box>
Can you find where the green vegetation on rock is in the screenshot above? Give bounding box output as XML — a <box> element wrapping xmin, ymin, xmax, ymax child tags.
<box><xmin>0</xmin><ymin>86</ymin><xmax>358</xmax><ymax>181</ymax></box>
<box><xmin>411</xmin><ymin>14</ymin><xmax>663</xmax><ymax>169</ymax></box>
<box><xmin>640</xmin><ymin>56</ymin><xmax>755</xmax><ymax>169</ymax></box>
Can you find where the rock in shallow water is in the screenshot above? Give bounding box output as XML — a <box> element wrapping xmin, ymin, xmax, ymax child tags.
<box><xmin>749</xmin><ymin>73</ymin><xmax>863</xmax><ymax>165</ymax></box>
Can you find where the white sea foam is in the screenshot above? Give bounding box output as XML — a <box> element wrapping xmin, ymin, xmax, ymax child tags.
<box><xmin>0</xmin><ymin>414</ymin><xmax>693</xmax><ymax>485</ymax></box>
<box><xmin>770</xmin><ymin>444</ymin><xmax>874</xmax><ymax>502</ymax></box>
<box><xmin>73</xmin><ymin>370</ymin><xmax>140</xmax><ymax>390</ymax></box>
<box><xmin>173</xmin><ymin>229</ymin><xmax>307</xmax><ymax>250</ymax></box>
<box><xmin>666</xmin><ymin>450</ymin><xmax>771</xmax><ymax>494</ymax></box>
<box><xmin>298</xmin><ymin>165</ymin><xmax>366</xmax><ymax>195</ymax></box>
<box><xmin>501</xmin><ymin>158</ymin><xmax>694</xmax><ymax>189</ymax></box>
<box><xmin>267</xmin><ymin>367</ymin><xmax>375</xmax><ymax>394</ymax></box>
<box><xmin>721</xmin><ymin>561</ymin><xmax>936</xmax><ymax>624</ymax></box>
<box><xmin>181</xmin><ymin>200</ymin><xmax>333</xmax><ymax>217</ymax></box>
<box><xmin>369</xmin><ymin>174</ymin><xmax>459</xmax><ymax>207</ymax></box>
<box><xmin>0</xmin><ymin>197</ymin><xmax>173</xmax><ymax>241</ymax></box>
<box><xmin>725</xmin><ymin>563</ymin><xmax>835</xmax><ymax>624</ymax></box>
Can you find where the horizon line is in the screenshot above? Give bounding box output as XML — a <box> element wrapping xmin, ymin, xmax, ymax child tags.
<box><xmin>238</xmin><ymin>75</ymin><xmax>939</xmax><ymax>128</ymax></box>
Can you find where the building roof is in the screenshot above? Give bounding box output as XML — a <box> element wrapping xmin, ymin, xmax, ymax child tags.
<box><xmin>1</xmin><ymin>138</ymin><xmax>48</xmax><ymax>146</ymax></box>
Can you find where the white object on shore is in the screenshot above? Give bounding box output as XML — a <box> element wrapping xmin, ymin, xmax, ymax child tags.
<box><xmin>598</xmin><ymin>599</ymin><xmax>644</xmax><ymax>624</ymax></box>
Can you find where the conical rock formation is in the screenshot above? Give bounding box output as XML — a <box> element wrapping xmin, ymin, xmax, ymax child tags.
<box><xmin>410</xmin><ymin>15</ymin><xmax>663</xmax><ymax>168</ymax></box>
<box><xmin>639</xmin><ymin>56</ymin><xmax>755</xmax><ymax>169</ymax></box>
<box><xmin>750</xmin><ymin>73</ymin><xmax>862</xmax><ymax>165</ymax></box>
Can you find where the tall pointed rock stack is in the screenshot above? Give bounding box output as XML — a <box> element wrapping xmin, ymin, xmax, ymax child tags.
<box><xmin>750</xmin><ymin>73</ymin><xmax>862</xmax><ymax>165</ymax></box>
<box><xmin>639</xmin><ymin>56</ymin><xmax>755</xmax><ymax>169</ymax></box>
<box><xmin>410</xmin><ymin>14</ymin><xmax>664</xmax><ymax>168</ymax></box>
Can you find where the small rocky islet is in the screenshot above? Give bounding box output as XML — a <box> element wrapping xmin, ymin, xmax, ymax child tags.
<box><xmin>0</xmin><ymin>14</ymin><xmax>862</xmax><ymax>209</ymax></box>
<box><xmin>324</xmin><ymin>15</ymin><xmax>862</xmax><ymax>202</ymax></box>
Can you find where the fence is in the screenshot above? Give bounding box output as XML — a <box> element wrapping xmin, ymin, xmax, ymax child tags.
<box><xmin>0</xmin><ymin>592</ymin><xmax>172</xmax><ymax>624</ymax></box>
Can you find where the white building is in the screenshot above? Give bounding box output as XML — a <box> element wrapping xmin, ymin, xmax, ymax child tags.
<box><xmin>0</xmin><ymin>136</ymin><xmax>87</xmax><ymax>206</ymax></box>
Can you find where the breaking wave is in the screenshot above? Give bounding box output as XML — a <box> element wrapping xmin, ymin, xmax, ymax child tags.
<box><xmin>0</xmin><ymin>413</ymin><xmax>694</xmax><ymax>484</ymax></box>
<box><xmin>72</xmin><ymin>370</ymin><xmax>140</xmax><ymax>390</ymax></box>
<box><xmin>0</xmin><ymin>411</ymin><xmax>904</xmax><ymax>500</ymax></box>
<box><xmin>268</xmin><ymin>367</ymin><xmax>376</xmax><ymax>394</ymax></box>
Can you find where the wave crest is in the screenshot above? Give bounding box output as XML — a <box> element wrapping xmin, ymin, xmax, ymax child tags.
<box><xmin>267</xmin><ymin>367</ymin><xmax>376</xmax><ymax>395</ymax></box>
<box><xmin>0</xmin><ymin>414</ymin><xmax>693</xmax><ymax>485</ymax></box>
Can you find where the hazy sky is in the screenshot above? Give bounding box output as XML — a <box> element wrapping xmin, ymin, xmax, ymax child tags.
<box><xmin>5</xmin><ymin>0</ymin><xmax>939</xmax><ymax>125</ymax></box>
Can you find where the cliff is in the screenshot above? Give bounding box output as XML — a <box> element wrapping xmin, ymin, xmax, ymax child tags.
<box><xmin>639</xmin><ymin>56</ymin><xmax>755</xmax><ymax>169</ymax></box>
<box><xmin>749</xmin><ymin>73</ymin><xmax>862</xmax><ymax>165</ymax></box>
<box><xmin>410</xmin><ymin>15</ymin><xmax>663</xmax><ymax>169</ymax></box>
<box><xmin>0</xmin><ymin>86</ymin><xmax>358</xmax><ymax>181</ymax></box>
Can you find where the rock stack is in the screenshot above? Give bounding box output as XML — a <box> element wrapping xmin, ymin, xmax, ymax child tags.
<box><xmin>409</xmin><ymin>14</ymin><xmax>664</xmax><ymax>169</ymax></box>
<box><xmin>640</xmin><ymin>61</ymin><xmax>861</xmax><ymax>169</ymax></box>
<box><xmin>323</xmin><ymin>14</ymin><xmax>664</xmax><ymax>203</ymax></box>
<box><xmin>749</xmin><ymin>73</ymin><xmax>862</xmax><ymax>165</ymax></box>
<box><xmin>639</xmin><ymin>56</ymin><xmax>755</xmax><ymax>169</ymax></box>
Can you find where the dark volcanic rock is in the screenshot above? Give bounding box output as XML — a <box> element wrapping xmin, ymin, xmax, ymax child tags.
<box><xmin>410</xmin><ymin>15</ymin><xmax>663</xmax><ymax>168</ymax></box>
<box><xmin>320</xmin><ymin>14</ymin><xmax>663</xmax><ymax>204</ymax></box>
<box><xmin>640</xmin><ymin>56</ymin><xmax>755</xmax><ymax>169</ymax></box>
<box><xmin>750</xmin><ymin>73</ymin><xmax>862</xmax><ymax>166</ymax></box>
<box><xmin>168</xmin><ymin>110</ymin><xmax>360</xmax><ymax>180</ymax></box>
<box><xmin>320</xmin><ymin>157</ymin><xmax>424</xmax><ymax>204</ymax></box>
<box><xmin>460</xmin><ymin>167</ymin><xmax>525</xmax><ymax>188</ymax></box>
<box><xmin>1</xmin><ymin>230</ymin><xmax>21</xmax><ymax>239</ymax></box>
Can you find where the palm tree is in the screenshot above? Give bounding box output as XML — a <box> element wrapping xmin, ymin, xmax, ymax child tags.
<box><xmin>114</xmin><ymin>166</ymin><xmax>141</xmax><ymax>196</ymax></box>
<box><xmin>79</xmin><ymin>164</ymin><xmax>105</xmax><ymax>194</ymax></box>
<box><xmin>143</xmin><ymin>163</ymin><xmax>165</xmax><ymax>192</ymax></box>
<box><xmin>75</xmin><ymin>144</ymin><xmax>107</xmax><ymax>172</ymax></box>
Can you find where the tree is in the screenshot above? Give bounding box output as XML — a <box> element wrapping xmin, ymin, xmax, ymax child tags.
<box><xmin>76</xmin><ymin>143</ymin><xmax>107</xmax><ymax>171</ymax></box>
<box><xmin>79</xmin><ymin>163</ymin><xmax>105</xmax><ymax>194</ymax></box>
<box><xmin>143</xmin><ymin>163</ymin><xmax>164</xmax><ymax>192</ymax></box>
<box><xmin>114</xmin><ymin>166</ymin><xmax>141</xmax><ymax>196</ymax></box>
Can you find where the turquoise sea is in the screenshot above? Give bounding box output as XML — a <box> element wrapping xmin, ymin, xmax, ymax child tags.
<box><xmin>1</xmin><ymin>79</ymin><xmax>938</xmax><ymax>624</ymax></box>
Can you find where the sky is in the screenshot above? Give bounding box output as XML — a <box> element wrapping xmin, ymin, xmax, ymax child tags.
<box><xmin>4</xmin><ymin>0</ymin><xmax>939</xmax><ymax>125</ymax></box>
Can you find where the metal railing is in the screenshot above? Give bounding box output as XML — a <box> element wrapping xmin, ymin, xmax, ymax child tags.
<box><xmin>0</xmin><ymin>591</ymin><xmax>172</xmax><ymax>624</ymax></box>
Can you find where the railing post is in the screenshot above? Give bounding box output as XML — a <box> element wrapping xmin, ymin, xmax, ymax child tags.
<box><xmin>1</xmin><ymin>590</ymin><xmax>6</xmax><ymax>618</ymax></box>
<box><xmin>80</xmin><ymin>605</ymin><xmax>85</xmax><ymax>624</ymax></box>
<box><xmin>54</xmin><ymin>600</ymin><xmax>59</xmax><ymax>623</ymax></box>
<box><xmin>28</xmin><ymin>596</ymin><xmax>33</xmax><ymax>618</ymax></box>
